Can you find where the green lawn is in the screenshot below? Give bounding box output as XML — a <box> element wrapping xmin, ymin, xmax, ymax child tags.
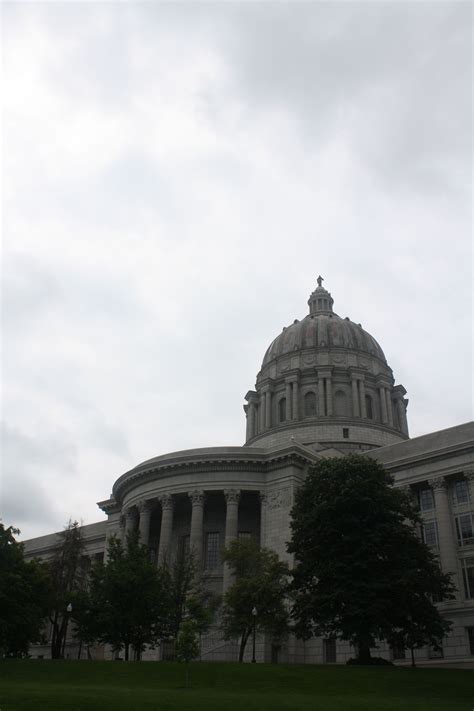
<box><xmin>0</xmin><ymin>660</ymin><xmax>471</xmax><ymax>711</ymax></box>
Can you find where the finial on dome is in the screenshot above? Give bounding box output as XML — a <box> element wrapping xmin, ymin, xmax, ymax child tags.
<box><xmin>308</xmin><ymin>277</ymin><xmax>334</xmax><ymax>315</ymax></box>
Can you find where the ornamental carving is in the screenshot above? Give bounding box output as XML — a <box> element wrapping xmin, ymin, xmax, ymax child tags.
<box><xmin>138</xmin><ymin>500</ymin><xmax>153</xmax><ymax>514</ymax></box>
<box><xmin>189</xmin><ymin>490</ymin><xmax>205</xmax><ymax>506</ymax></box>
<box><xmin>267</xmin><ymin>487</ymin><xmax>290</xmax><ymax>510</ymax></box>
<box><xmin>159</xmin><ymin>494</ymin><xmax>174</xmax><ymax>511</ymax></box>
<box><xmin>464</xmin><ymin>469</ymin><xmax>474</xmax><ymax>482</ymax></box>
<box><xmin>429</xmin><ymin>476</ymin><xmax>447</xmax><ymax>491</ymax></box>
<box><xmin>224</xmin><ymin>489</ymin><xmax>241</xmax><ymax>504</ymax></box>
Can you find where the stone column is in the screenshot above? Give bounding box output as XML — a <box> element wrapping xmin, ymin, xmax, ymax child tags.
<box><xmin>259</xmin><ymin>492</ymin><xmax>267</xmax><ymax>548</ymax></box>
<box><xmin>223</xmin><ymin>489</ymin><xmax>240</xmax><ymax>591</ymax></box>
<box><xmin>318</xmin><ymin>376</ymin><xmax>326</xmax><ymax>416</ymax></box>
<box><xmin>124</xmin><ymin>508</ymin><xmax>137</xmax><ymax>538</ymax></box>
<box><xmin>292</xmin><ymin>380</ymin><xmax>299</xmax><ymax>420</ymax></box>
<box><xmin>117</xmin><ymin>514</ymin><xmax>126</xmax><ymax>544</ymax></box>
<box><xmin>286</xmin><ymin>382</ymin><xmax>292</xmax><ymax>420</ymax></box>
<box><xmin>359</xmin><ymin>379</ymin><xmax>367</xmax><ymax>419</ymax></box>
<box><xmin>138</xmin><ymin>500</ymin><xmax>153</xmax><ymax>546</ymax></box>
<box><xmin>157</xmin><ymin>494</ymin><xmax>174</xmax><ymax>566</ymax></box>
<box><xmin>265</xmin><ymin>389</ymin><xmax>272</xmax><ymax>428</ymax></box>
<box><xmin>189</xmin><ymin>490</ymin><xmax>205</xmax><ymax>569</ymax></box>
<box><xmin>352</xmin><ymin>377</ymin><xmax>360</xmax><ymax>418</ymax></box>
<box><xmin>379</xmin><ymin>386</ymin><xmax>388</xmax><ymax>423</ymax></box>
<box><xmin>396</xmin><ymin>398</ymin><xmax>408</xmax><ymax>435</ymax></box>
<box><xmin>247</xmin><ymin>402</ymin><xmax>256</xmax><ymax>440</ymax></box>
<box><xmin>430</xmin><ymin>477</ymin><xmax>460</xmax><ymax>598</ymax></box>
<box><xmin>386</xmin><ymin>389</ymin><xmax>394</xmax><ymax>427</ymax></box>
<box><xmin>326</xmin><ymin>376</ymin><xmax>333</xmax><ymax>416</ymax></box>
<box><xmin>259</xmin><ymin>392</ymin><xmax>265</xmax><ymax>431</ymax></box>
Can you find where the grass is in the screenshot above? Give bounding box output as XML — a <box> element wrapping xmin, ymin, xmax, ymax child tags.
<box><xmin>0</xmin><ymin>659</ymin><xmax>472</xmax><ymax>711</ymax></box>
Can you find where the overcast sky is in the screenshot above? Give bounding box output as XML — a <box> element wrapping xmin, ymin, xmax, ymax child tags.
<box><xmin>2</xmin><ymin>1</ymin><xmax>472</xmax><ymax>541</ymax></box>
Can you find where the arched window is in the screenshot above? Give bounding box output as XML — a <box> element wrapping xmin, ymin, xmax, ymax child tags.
<box><xmin>365</xmin><ymin>395</ymin><xmax>373</xmax><ymax>420</ymax></box>
<box><xmin>304</xmin><ymin>391</ymin><xmax>317</xmax><ymax>417</ymax></box>
<box><xmin>334</xmin><ymin>390</ymin><xmax>348</xmax><ymax>416</ymax></box>
<box><xmin>279</xmin><ymin>398</ymin><xmax>287</xmax><ymax>423</ymax></box>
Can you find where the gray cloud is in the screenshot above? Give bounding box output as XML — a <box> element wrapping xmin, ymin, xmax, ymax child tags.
<box><xmin>2</xmin><ymin>2</ymin><xmax>471</xmax><ymax>539</ymax></box>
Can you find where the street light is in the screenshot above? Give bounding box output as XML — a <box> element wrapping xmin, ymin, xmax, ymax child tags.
<box><xmin>251</xmin><ymin>606</ymin><xmax>257</xmax><ymax>663</ymax></box>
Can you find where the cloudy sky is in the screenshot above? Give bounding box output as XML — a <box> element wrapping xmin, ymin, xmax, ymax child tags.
<box><xmin>2</xmin><ymin>1</ymin><xmax>472</xmax><ymax>540</ymax></box>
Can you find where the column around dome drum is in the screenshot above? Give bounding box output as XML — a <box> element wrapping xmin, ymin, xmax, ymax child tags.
<box><xmin>285</xmin><ymin>382</ymin><xmax>292</xmax><ymax>420</ymax></box>
<box><xmin>385</xmin><ymin>389</ymin><xmax>394</xmax><ymax>427</ymax></box>
<box><xmin>379</xmin><ymin>386</ymin><xmax>388</xmax><ymax>424</ymax></box>
<box><xmin>352</xmin><ymin>377</ymin><xmax>360</xmax><ymax>418</ymax></box>
<box><xmin>318</xmin><ymin>373</ymin><xmax>326</xmax><ymax>416</ymax></box>
<box><xmin>359</xmin><ymin>379</ymin><xmax>367</xmax><ymax>419</ymax></box>
<box><xmin>292</xmin><ymin>380</ymin><xmax>299</xmax><ymax>420</ymax></box>
<box><xmin>326</xmin><ymin>376</ymin><xmax>333</xmax><ymax>416</ymax></box>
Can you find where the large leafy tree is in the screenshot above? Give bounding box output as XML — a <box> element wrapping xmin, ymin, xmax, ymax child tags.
<box><xmin>221</xmin><ymin>538</ymin><xmax>291</xmax><ymax>662</ymax></box>
<box><xmin>0</xmin><ymin>523</ymin><xmax>50</xmax><ymax>656</ymax></box>
<box><xmin>83</xmin><ymin>532</ymin><xmax>171</xmax><ymax>660</ymax></box>
<box><xmin>289</xmin><ymin>455</ymin><xmax>455</xmax><ymax>663</ymax></box>
<box><xmin>47</xmin><ymin>520</ymin><xmax>89</xmax><ymax>658</ymax></box>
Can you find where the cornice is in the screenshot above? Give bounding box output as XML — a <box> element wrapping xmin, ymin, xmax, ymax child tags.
<box><xmin>111</xmin><ymin>446</ymin><xmax>315</xmax><ymax>503</ymax></box>
<box><xmin>376</xmin><ymin>441</ymin><xmax>474</xmax><ymax>473</ymax></box>
<box><xmin>246</xmin><ymin>418</ymin><xmax>408</xmax><ymax>445</ymax></box>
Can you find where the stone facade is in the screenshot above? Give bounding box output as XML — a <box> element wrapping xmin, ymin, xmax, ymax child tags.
<box><xmin>23</xmin><ymin>280</ymin><xmax>474</xmax><ymax>663</ymax></box>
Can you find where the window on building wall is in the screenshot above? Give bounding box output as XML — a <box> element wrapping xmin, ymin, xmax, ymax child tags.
<box><xmin>323</xmin><ymin>638</ymin><xmax>336</xmax><ymax>663</ymax></box>
<box><xmin>179</xmin><ymin>535</ymin><xmax>190</xmax><ymax>560</ymax></box>
<box><xmin>238</xmin><ymin>531</ymin><xmax>252</xmax><ymax>541</ymax></box>
<box><xmin>422</xmin><ymin>521</ymin><xmax>439</xmax><ymax>548</ymax></box>
<box><xmin>454</xmin><ymin>480</ymin><xmax>470</xmax><ymax>505</ymax></box>
<box><xmin>279</xmin><ymin>398</ymin><xmax>287</xmax><ymax>423</ymax></box>
<box><xmin>462</xmin><ymin>558</ymin><xmax>474</xmax><ymax>598</ymax></box>
<box><xmin>343</xmin><ymin>428</ymin><xmax>349</xmax><ymax>439</ymax></box>
<box><xmin>206</xmin><ymin>532</ymin><xmax>220</xmax><ymax>569</ymax></box>
<box><xmin>456</xmin><ymin>514</ymin><xmax>474</xmax><ymax>547</ymax></box>
<box><xmin>467</xmin><ymin>627</ymin><xmax>474</xmax><ymax>655</ymax></box>
<box><xmin>365</xmin><ymin>395</ymin><xmax>373</xmax><ymax>419</ymax></box>
<box><xmin>418</xmin><ymin>488</ymin><xmax>434</xmax><ymax>512</ymax></box>
<box><xmin>304</xmin><ymin>391</ymin><xmax>316</xmax><ymax>417</ymax></box>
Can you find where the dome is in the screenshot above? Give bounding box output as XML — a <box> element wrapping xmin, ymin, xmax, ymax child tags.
<box><xmin>244</xmin><ymin>276</ymin><xmax>409</xmax><ymax>452</ymax></box>
<box><xmin>263</xmin><ymin>313</ymin><xmax>386</xmax><ymax>367</ymax></box>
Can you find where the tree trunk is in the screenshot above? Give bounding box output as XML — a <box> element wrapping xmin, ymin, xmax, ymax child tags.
<box><xmin>239</xmin><ymin>629</ymin><xmax>251</xmax><ymax>663</ymax></box>
<box><xmin>410</xmin><ymin>647</ymin><xmax>415</xmax><ymax>667</ymax></box>
<box><xmin>124</xmin><ymin>643</ymin><xmax>129</xmax><ymax>661</ymax></box>
<box><xmin>357</xmin><ymin>641</ymin><xmax>372</xmax><ymax>664</ymax></box>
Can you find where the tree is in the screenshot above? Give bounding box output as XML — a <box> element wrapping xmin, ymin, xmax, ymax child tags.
<box><xmin>221</xmin><ymin>538</ymin><xmax>291</xmax><ymax>662</ymax></box>
<box><xmin>159</xmin><ymin>551</ymin><xmax>219</xmax><ymax>657</ymax></box>
<box><xmin>176</xmin><ymin>619</ymin><xmax>199</xmax><ymax>688</ymax></box>
<box><xmin>0</xmin><ymin>523</ymin><xmax>50</xmax><ymax>657</ymax></box>
<box><xmin>47</xmin><ymin>520</ymin><xmax>88</xmax><ymax>659</ymax></box>
<box><xmin>83</xmin><ymin>532</ymin><xmax>171</xmax><ymax>660</ymax></box>
<box><xmin>289</xmin><ymin>455</ymin><xmax>455</xmax><ymax>663</ymax></box>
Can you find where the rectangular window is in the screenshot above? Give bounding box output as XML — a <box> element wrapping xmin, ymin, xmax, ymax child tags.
<box><xmin>462</xmin><ymin>558</ymin><xmax>474</xmax><ymax>599</ymax></box>
<box><xmin>323</xmin><ymin>638</ymin><xmax>336</xmax><ymax>663</ymax></box>
<box><xmin>343</xmin><ymin>428</ymin><xmax>349</xmax><ymax>439</ymax></box>
<box><xmin>456</xmin><ymin>514</ymin><xmax>474</xmax><ymax>547</ymax></box>
<box><xmin>467</xmin><ymin>628</ymin><xmax>474</xmax><ymax>655</ymax></box>
<box><xmin>238</xmin><ymin>531</ymin><xmax>252</xmax><ymax>541</ymax></box>
<box><xmin>418</xmin><ymin>488</ymin><xmax>434</xmax><ymax>512</ymax></box>
<box><xmin>179</xmin><ymin>535</ymin><xmax>190</xmax><ymax>560</ymax></box>
<box><xmin>454</xmin><ymin>480</ymin><xmax>470</xmax><ymax>505</ymax></box>
<box><xmin>422</xmin><ymin>521</ymin><xmax>439</xmax><ymax>548</ymax></box>
<box><xmin>206</xmin><ymin>532</ymin><xmax>220</xmax><ymax>570</ymax></box>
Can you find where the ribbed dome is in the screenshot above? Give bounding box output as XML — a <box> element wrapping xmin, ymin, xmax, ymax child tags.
<box><xmin>262</xmin><ymin>277</ymin><xmax>386</xmax><ymax>367</ymax></box>
<box><xmin>262</xmin><ymin>312</ymin><xmax>386</xmax><ymax>366</ymax></box>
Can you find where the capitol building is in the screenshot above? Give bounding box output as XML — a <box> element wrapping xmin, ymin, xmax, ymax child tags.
<box><xmin>25</xmin><ymin>279</ymin><xmax>474</xmax><ymax>663</ymax></box>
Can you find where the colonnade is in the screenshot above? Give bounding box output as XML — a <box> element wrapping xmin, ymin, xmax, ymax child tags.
<box><xmin>117</xmin><ymin>489</ymin><xmax>266</xmax><ymax>591</ymax></box>
<box><xmin>245</xmin><ymin>371</ymin><xmax>409</xmax><ymax>439</ymax></box>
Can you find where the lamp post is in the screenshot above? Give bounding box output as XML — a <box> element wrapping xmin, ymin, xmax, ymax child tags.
<box><xmin>251</xmin><ymin>606</ymin><xmax>257</xmax><ymax>663</ymax></box>
<box><xmin>62</xmin><ymin>602</ymin><xmax>73</xmax><ymax>658</ymax></box>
